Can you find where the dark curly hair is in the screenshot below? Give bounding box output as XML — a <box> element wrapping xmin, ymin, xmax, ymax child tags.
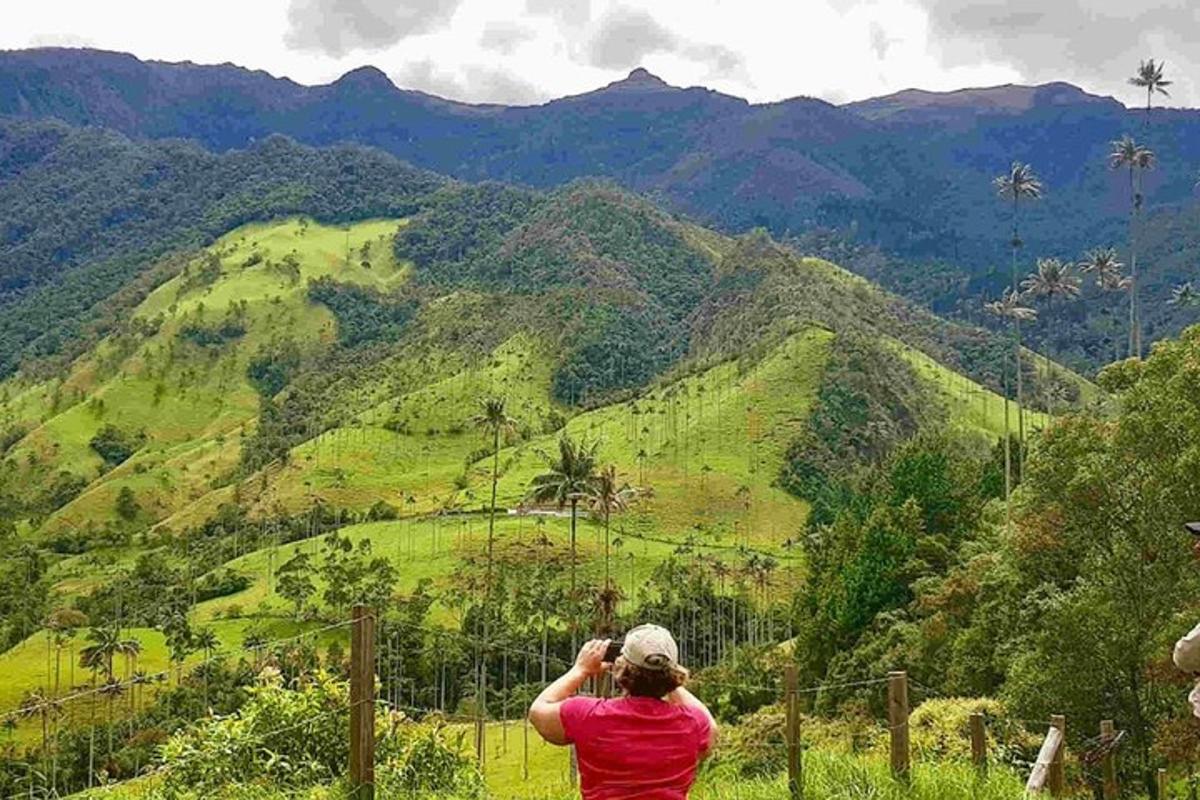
<box><xmin>613</xmin><ymin>657</ymin><xmax>689</xmax><ymax>698</ymax></box>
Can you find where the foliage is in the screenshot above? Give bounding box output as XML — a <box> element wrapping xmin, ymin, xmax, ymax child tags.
<box><xmin>160</xmin><ymin>671</ymin><xmax>349</xmax><ymax>793</ymax></box>
<box><xmin>90</xmin><ymin>425</ymin><xmax>144</xmax><ymax>469</ymax></box>
<box><xmin>157</xmin><ymin>671</ymin><xmax>481</xmax><ymax>798</ymax></box>
<box><xmin>306</xmin><ymin>277</ymin><xmax>416</xmax><ymax>347</ymax></box>
<box><xmin>0</xmin><ymin>118</ymin><xmax>443</xmax><ymax>377</ymax></box>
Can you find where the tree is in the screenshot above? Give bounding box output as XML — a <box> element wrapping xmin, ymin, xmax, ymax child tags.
<box><xmin>588</xmin><ymin>465</ymin><xmax>638</xmax><ymax>636</ymax></box>
<box><xmin>44</xmin><ymin>607</ymin><xmax>87</xmax><ymax>700</ymax></box>
<box><xmin>161</xmin><ymin>613</ymin><xmax>194</xmax><ymax>686</ymax></box>
<box><xmin>1109</xmin><ymin>135</ymin><xmax>1156</xmax><ymax>358</ymax></box>
<box><xmin>193</xmin><ymin>627</ymin><xmax>219</xmax><ymax>709</ymax></box>
<box><xmin>1079</xmin><ymin>247</ymin><xmax>1131</xmax><ymax>361</ymax></box>
<box><xmin>1003</xmin><ymin>326</ymin><xmax>1200</xmax><ymax>793</ymax></box>
<box><xmin>526</xmin><ymin>435</ymin><xmax>601</xmax><ymax>651</ymax></box>
<box><xmin>985</xmin><ymin>289</ymin><xmax>1037</xmax><ymax>529</ymax></box>
<box><xmin>114</xmin><ymin>486</ymin><xmax>140</xmax><ymax>522</ymax></box>
<box><xmin>1021</xmin><ymin>258</ymin><xmax>1081</xmax><ymax>303</ymax></box>
<box><xmin>1169</xmin><ymin>282</ymin><xmax>1199</xmax><ymax>308</ymax></box>
<box><xmin>993</xmin><ymin>161</ymin><xmax>1043</xmax><ymax>472</ymax></box>
<box><xmin>468</xmin><ymin>396</ymin><xmax>516</xmax><ymax>765</ymax></box>
<box><xmin>276</xmin><ymin>550</ymin><xmax>316</xmax><ymax>619</ymax></box>
<box><xmin>1078</xmin><ymin>247</ymin><xmax>1128</xmax><ymax>292</ymax></box>
<box><xmin>79</xmin><ymin>626</ymin><xmax>121</xmax><ymax>683</ymax></box>
<box><xmin>1129</xmin><ymin>58</ymin><xmax>1171</xmax><ymax>127</ymax></box>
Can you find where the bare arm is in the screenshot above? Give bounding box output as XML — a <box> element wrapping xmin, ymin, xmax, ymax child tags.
<box><xmin>668</xmin><ymin>686</ymin><xmax>719</xmax><ymax>758</ymax></box>
<box><xmin>529</xmin><ymin>639</ymin><xmax>610</xmax><ymax>746</ymax></box>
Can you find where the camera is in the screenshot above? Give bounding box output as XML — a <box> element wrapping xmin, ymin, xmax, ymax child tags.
<box><xmin>604</xmin><ymin>640</ymin><xmax>623</xmax><ymax>663</ymax></box>
<box><xmin>1186</xmin><ymin>522</ymin><xmax>1200</xmax><ymax>537</ymax></box>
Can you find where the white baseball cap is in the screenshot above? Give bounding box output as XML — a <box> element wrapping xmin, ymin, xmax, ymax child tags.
<box><xmin>621</xmin><ymin>624</ymin><xmax>679</xmax><ymax>671</ymax></box>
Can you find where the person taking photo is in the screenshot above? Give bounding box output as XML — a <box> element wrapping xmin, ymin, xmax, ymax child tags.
<box><xmin>529</xmin><ymin>624</ymin><xmax>717</xmax><ymax>799</ymax></box>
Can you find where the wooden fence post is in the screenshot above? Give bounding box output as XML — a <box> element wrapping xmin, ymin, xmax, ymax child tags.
<box><xmin>1100</xmin><ymin>719</ymin><xmax>1117</xmax><ymax>799</ymax></box>
<box><xmin>1048</xmin><ymin>714</ymin><xmax>1065</xmax><ymax>797</ymax></box>
<box><xmin>887</xmin><ymin>671</ymin><xmax>910</xmax><ymax>779</ymax></box>
<box><xmin>1025</xmin><ymin>723</ymin><xmax>1063</xmax><ymax>793</ymax></box>
<box><xmin>1157</xmin><ymin>767</ymin><xmax>1168</xmax><ymax>799</ymax></box>
<box><xmin>969</xmin><ymin>712</ymin><xmax>987</xmax><ymax>773</ymax></box>
<box><xmin>784</xmin><ymin>665</ymin><xmax>802</xmax><ymax>799</ymax></box>
<box><xmin>350</xmin><ymin>605</ymin><xmax>376</xmax><ymax>800</ymax></box>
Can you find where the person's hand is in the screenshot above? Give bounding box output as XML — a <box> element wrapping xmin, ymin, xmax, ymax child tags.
<box><xmin>1191</xmin><ymin>539</ymin><xmax>1200</xmax><ymax>561</ymax></box>
<box><xmin>574</xmin><ymin>638</ymin><xmax>611</xmax><ymax>677</ymax></box>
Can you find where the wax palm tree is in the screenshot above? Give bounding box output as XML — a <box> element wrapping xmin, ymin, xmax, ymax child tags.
<box><xmin>79</xmin><ymin>627</ymin><xmax>122</xmax><ymax>683</ymax></box>
<box><xmin>985</xmin><ymin>289</ymin><xmax>1038</xmax><ymax>528</ymax></box>
<box><xmin>468</xmin><ymin>397</ymin><xmax>516</xmax><ymax>769</ymax></box>
<box><xmin>1170</xmin><ymin>282</ymin><xmax>1200</xmax><ymax>308</ymax></box>
<box><xmin>1129</xmin><ymin>59</ymin><xmax>1171</xmax><ymax>127</ymax></box>
<box><xmin>994</xmin><ymin>162</ymin><xmax>1043</xmax><ymax>462</ymax></box>
<box><xmin>44</xmin><ymin>607</ymin><xmax>87</xmax><ymax>703</ymax></box>
<box><xmin>1079</xmin><ymin>247</ymin><xmax>1131</xmax><ymax>360</ymax></box>
<box><xmin>193</xmin><ymin>627</ymin><xmax>219</xmax><ymax>709</ymax></box>
<box><xmin>242</xmin><ymin>631</ymin><xmax>268</xmax><ymax>670</ymax></box>
<box><xmin>1022</xmin><ymin>258</ymin><xmax>1082</xmax><ymax>302</ymax></box>
<box><xmin>1109</xmin><ymin>136</ymin><xmax>1157</xmax><ymax>357</ymax></box>
<box><xmin>527</xmin><ymin>436</ymin><xmax>601</xmax><ymax>647</ymax></box>
<box><xmin>589</xmin><ymin>465</ymin><xmax>638</xmax><ymax>590</ymax></box>
<box><xmin>18</xmin><ymin>689</ymin><xmax>55</xmax><ymax>769</ymax></box>
<box><xmin>471</xmin><ymin>397</ymin><xmax>517</xmax><ymax>600</ymax></box>
<box><xmin>588</xmin><ymin>465</ymin><xmax>639</xmax><ymax>641</ymax></box>
<box><xmin>1078</xmin><ymin>247</ymin><xmax>1128</xmax><ymax>292</ymax></box>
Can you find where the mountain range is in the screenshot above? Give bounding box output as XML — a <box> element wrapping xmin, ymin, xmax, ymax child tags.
<box><xmin>3</xmin><ymin>47</ymin><xmax>1199</xmax><ymax>371</ymax></box>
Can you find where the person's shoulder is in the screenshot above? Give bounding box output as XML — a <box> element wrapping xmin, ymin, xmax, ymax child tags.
<box><xmin>684</xmin><ymin>703</ymin><xmax>713</xmax><ymax>732</ymax></box>
<box><xmin>562</xmin><ymin>696</ymin><xmax>604</xmax><ymax>715</ymax></box>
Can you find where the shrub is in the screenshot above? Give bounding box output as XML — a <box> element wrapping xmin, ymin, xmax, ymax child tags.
<box><xmin>157</xmin><ymin>673</ymin><xmax>481</xmax><ymax>799</ymax></box>
<box><xmin>90</xmin><ymin>425</ymin><xmax>143</xmax><ymax>468</ymax></box>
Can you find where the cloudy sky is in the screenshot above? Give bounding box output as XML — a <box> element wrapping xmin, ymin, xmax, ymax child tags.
<box><xmin>3</xmin><ymin>0</ymin><xmax>1197</xmax><ymax>107</ymax></box>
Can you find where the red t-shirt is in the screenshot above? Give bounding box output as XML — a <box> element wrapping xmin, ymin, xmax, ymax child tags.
<box><xmin>560</xmin><ymin>695</ymin><xmax>713</xmax><ymax>800</ymax></box>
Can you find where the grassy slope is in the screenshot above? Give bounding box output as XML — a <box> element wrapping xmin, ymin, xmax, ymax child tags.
<box><xmin>0</xmin><ymin>214</ymin><xmax>1089</xmax><ymax>756</ymax></box>
<box><xmin>0</xmin><ymin>218</ymin><xmax>407</xmax><ymax>539</ymax></box>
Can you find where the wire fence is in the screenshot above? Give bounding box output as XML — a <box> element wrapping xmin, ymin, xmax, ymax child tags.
<box><xmin>0</xmin><ymin>603</ymin><xmax>1138</xmax><ymax>800</ymax></box>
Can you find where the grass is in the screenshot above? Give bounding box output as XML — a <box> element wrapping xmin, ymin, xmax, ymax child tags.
<box><xmin>0</xmin><ymin>217</ymin><xmax>409</xmax><ymax>539</ymax></box>
<box><xmin>0</xmin><ymin>617</ymin><xmax>323</xmax><ymax>746</ymax></box>
<box><xmin>69</xmin><ymin>743</ymin><xmax>1037</xmax><ymax>799</ymax></box>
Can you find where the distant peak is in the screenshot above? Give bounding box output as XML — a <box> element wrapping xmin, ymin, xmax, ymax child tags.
<box><xmin>845</xmin><ymin>81</ymin><xmax>1121</xmax><ymax>120</ymax></box>
<box><xmin>599</xmin><ymin>67</ymin><xmax>673</xmax><ymax>92</ymax></box>
<box><xmin>626</xmin><ymin>67</ymin><xmax>665</xmax><ymax>84</ymax></box>
<box><xmin>333</xmin><ymin>65</ymin><xmax>395</xmax><ymax>92</ymax></box>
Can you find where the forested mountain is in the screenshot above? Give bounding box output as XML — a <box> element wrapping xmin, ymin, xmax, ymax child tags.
<box><xmin>3</xmin><ymin>48</ymin><xmax>1200</xmax><ymax>371</ymax></box>
<box><xmin>0</xmin><ymin>117</ymin><xmax>444</xmax><ymax>376</ymax></box>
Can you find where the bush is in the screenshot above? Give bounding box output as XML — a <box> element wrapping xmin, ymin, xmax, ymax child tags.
<box><xmin>90</xmin><ymin>425</ymin><xmax>143</xmax><ymax>468</ymax></box>
<box><xmin>156</xmin><ymin>672</ymin><xmax>481</xmax><ymax>799</ymax></box>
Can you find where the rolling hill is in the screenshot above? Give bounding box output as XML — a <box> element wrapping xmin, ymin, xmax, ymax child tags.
<box><xmin>0</xmin><ymin>172</ymin><xmax>1098</xmax><ymax>749</ymax></box>
<box><xmin>3</xmin><ymin>48</ymin><xmax>1200</xmax><ymax>372</ymax></box>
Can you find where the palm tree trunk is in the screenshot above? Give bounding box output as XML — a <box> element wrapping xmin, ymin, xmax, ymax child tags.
<box><xmin>1131</xmin><ymin>165</ymin><xmax>1143</xmax><ymax>358</ymax></box>
<box><xmin>1010</xmin><ymin>194</ymin><xmax>1025</xmax><ymax>476</ymax></box>
<box><xmin>568</xmin><ymin>496</ymin><xmax>579</xmax><ymax>788</ymax></box>
<box><xmin>569</xmin><ymin>497</ymin><xmax>578</xmax><ymax>656</ymax></box>
<box><xmin>1003</xmin><ymin>367</ymin><xmax>1012</xmax><ymax>532</ymax></box>
<box><xmin>477</xmin><ymin>427</ymin><xmax>500</xmax><ymax>769</ymax></box>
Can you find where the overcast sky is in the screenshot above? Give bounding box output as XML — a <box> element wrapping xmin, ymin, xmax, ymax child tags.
<box><xmin>4</xmin><ymin>0</ymin><xmax>1197</xmax><ymax>107</ymax></box>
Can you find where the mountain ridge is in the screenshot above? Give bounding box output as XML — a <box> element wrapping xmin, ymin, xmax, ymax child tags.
<box><xmin>3</xmin><ymin>47</ymin><xmax>1200</xmax><ymax>372</ymax></box>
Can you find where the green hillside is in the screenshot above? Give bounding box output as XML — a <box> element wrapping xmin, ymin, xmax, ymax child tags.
<box><xmin>0</xmin><ymin>181</ymin><xmax>1105</xmax><ymax>798</ymax></box>
<box><xmin>0</xmin><ymin>218</ymin><xmax>409</xmax><ymax>542</ymax></box>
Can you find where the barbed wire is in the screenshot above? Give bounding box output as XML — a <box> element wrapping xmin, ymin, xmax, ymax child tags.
<box><xmin>0</xmin><ymin>618</ymin><xmax>353</xmax><ymax>724</ymax></box>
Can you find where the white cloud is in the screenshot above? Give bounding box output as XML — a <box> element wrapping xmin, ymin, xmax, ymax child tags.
<box><xmin>0</xmin><ymin>0</ymin><xmax>1184</xmax><ymax>106</ymax></box>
